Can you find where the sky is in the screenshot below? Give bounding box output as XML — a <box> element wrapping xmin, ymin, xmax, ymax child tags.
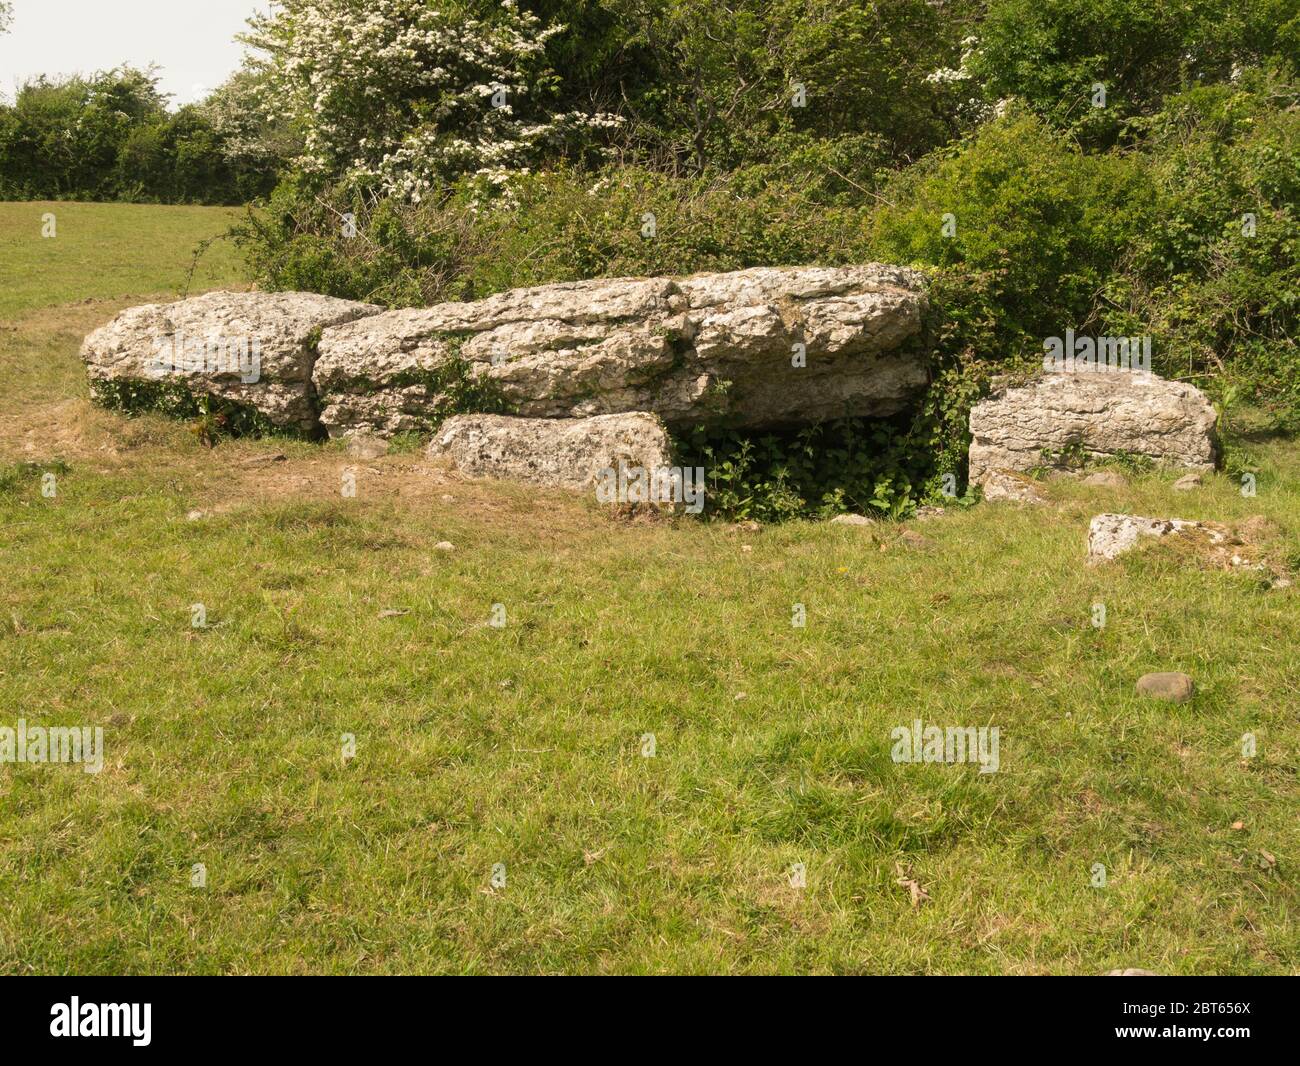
<box><xmin>0</xmin><ymin>0</ymin><xmax>273</xmax><ymax>105</ymax></box>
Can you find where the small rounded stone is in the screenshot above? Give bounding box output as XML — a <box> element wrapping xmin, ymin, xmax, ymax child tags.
<box><xmin>1136</xmin><ymin>672</ymin><xmax>1195</xmax><ymax>702</ymax></box>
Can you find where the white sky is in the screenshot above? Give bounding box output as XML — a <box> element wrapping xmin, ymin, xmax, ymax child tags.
<box><xmin>0</xmin><ymin>0</ymin><xmax>274</xmax><ymax>106</ymax></box>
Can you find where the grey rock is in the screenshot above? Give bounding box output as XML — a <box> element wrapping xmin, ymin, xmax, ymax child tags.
<box><xmin>969</xmin><ymin>371</ymin><xmax>1217</xmax><ymax>490</ymax></box>
<box><xmin>83</xmin><ymin>268</ymin><xmax>927</xmax><ymax>441</ymax></box>
<box><xmin>1105</xmin><ymin>968</ymin><xmax>1159</xmax><ymax>976</ymax></box>
<box><xmin>82</xmin><ymin>291</ymin><xmax>381</xmax><ymax>433</ymax></box>
<box><xmin>427</xmin><ymin>412</ymin><xmax>673</xmax><ymax>492</ymax></box>
<box><xmin>1172</xmin><ymin>472</ymin><xmax>1203</xmax><ymax>491</ymax></box>
<box><xmin>1136</xmin><ymin>672</ymin><xmax>1195</xmax><ymax>703</ymax></box>
<box><xmin>1086</xmin><ymin>512</ymin><xmax>1224</xmax><ymax>564</ymax></box>
<box><xmin>346</xmin><ymin>432</ymin><xmax>388</xmax><ymax>460</ymax></box>
<box><xmin>315</xmin><ymin>265</ymin><xmax>928</xmax><ymax>437</ymax></box>
<box><xmin>830</xmin><ymin>513</ymin><xmax>875</xmax><ymax>526</ymax></box>
<box><xmin>981</xmin><ymin>469</ymin><xmax>1047</xmax><ymax>504</ymax></box>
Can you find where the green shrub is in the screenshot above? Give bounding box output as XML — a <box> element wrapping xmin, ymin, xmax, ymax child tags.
<box><xmin>867</xmin><ymin>108</ymin><xmax>1158</xmax><ymax>357</ymax></box>
<box><xmin>0</xmin><ymin>69</ymin><xmax>278</xmax><ymax>204</ymax></box>
<box><xmin>1124</xmin><ymin>75</ymin><xmax>1300</xmax><ymax>419</ymax></box>
<box><xmin>236</xmin><ymin>159</ymin><xmax>880</xmax><ymax>306</ymax></box>
<box><xmin>968</xmin><ymin>0</ymin><xmax>1297</xmax><ymax>146</ymax></box>
<box><xmin>675</xmin><ymin>417</ymin><xmax>928</xmax><ymax>523</ymax></box>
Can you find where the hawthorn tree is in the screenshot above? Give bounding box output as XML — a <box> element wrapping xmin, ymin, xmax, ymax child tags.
<box><xmin>241</xmin><ymin>0</ymin><xmax>619</xmax><ymax>200</ymax></box>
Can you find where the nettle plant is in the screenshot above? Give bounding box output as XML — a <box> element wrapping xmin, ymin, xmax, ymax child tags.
<box><xmin>241</xmin><ymin>0</ymin><xmax>620</xmax><ymax>202</ymax></box>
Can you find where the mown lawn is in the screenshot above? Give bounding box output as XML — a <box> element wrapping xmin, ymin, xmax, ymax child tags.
<box><xmin>0</xmin><ymin>202</ymin><xmax>1295</xmax><ymax>974</ymax></box>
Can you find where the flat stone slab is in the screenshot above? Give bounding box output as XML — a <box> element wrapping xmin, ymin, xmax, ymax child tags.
<box><xmin>316</xmin><ymin>264</ymin><xmax>928</xmax><ymax>437</ymax></box>
<box><xmin>1136</xmin><ymin>672</ymin><xmax>1195</xmax><ymax>702</ymax></box>
<box><xmin>426</xmin><ymin>412</ymin><xmax>674</xmax><ymax>493</ymax></box>
<box><xmin>1086</xmin><ymin>513</ymin><xmax>1223</xmax><ymax>564</ymax></box>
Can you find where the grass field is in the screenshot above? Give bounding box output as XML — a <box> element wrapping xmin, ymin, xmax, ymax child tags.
<box><xmin>0</xmin><ymin>201</ymin><xmax>1296</xmax><ymax>974</ymax></box>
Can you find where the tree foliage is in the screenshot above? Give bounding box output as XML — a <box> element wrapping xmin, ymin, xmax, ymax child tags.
<box><xmin>0</xmin><ymin>67</ymin><xmax>277</xmax><ymax>203</ymax></box>
<box><xmin>239</xmin><ymin>0</ymin><xmax>621</xmax><ymax>200</ymax></box>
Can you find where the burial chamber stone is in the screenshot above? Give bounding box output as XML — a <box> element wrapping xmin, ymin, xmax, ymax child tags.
<box><xmin>81</xmin><ymin>267</ymin><xmax>928</xmax><ymax>440</ymax></box>
<box><xmin>81</xmin><ymin>291</ymin><xmax>381</xmax><ymax>433</ymax></box>
<box><xmin>311</xmin><ymin>264</ymin><xmax>929</xmax><ymax>437</ymax></box>
<box><xmin>968</xmin><ymin>370</ymin><xmax>1218</xmax><ymax>487</ymax></box>
<box><xmin>427</xmin><ymin>412</ymin><xmax>674</xmax><ymax>492</ymax></box>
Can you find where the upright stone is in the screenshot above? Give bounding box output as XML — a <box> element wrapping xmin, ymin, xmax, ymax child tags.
<box><xmin>969</xmin><ymin>371</ymin><xmax>1217</xmax><ymax>488</ymax></box>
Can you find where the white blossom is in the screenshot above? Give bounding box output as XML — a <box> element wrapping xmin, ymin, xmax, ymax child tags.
<box><xmin>241</xmin><ymin>0</ymin><xmax>621</xmax><ymax>199</ymax></box>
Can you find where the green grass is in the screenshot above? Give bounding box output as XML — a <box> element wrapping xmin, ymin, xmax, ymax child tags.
<box><xmin>0</xmin><ymin>201</ymin><xmax>246</xmax><ymax>318</ymax></box>
<box><xmin>0</xmin><ymin>202</ymin><xmax>1296</xmax><ymax>974</ymax></box>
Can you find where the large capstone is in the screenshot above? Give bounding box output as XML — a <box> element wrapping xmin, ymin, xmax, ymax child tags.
<box><xmin>314</xmin><ymin>265</ymin><xmax>928</xmax><ymax>438</ymax></box>
<box><xmin>969</xmin><ymin>371</ymin><xmax>1218</xmax><ymax>487</ymax></box>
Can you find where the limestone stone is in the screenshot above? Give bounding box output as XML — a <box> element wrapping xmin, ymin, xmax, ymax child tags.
<box><xmin>969</xmin><ymin>371</ymin><xmax>1217</xmax><ymax>489</ymax></box>
<box><xmin>1086</xmin><ymin>512</ymin><xmax>1223</xmax><ymax>564</ymax></box>
<box><xmin>981</xmin><ymin>470</ymin><xmax>1047</xmax><ymax>504</ymax></box>
<box><xmin>1136</xmin><ymin>672</ymin><xmax>1195</xmax><ymax>702</ymax></box>
<box><xmin>315</xmin><ymin>265</ymin><xmax>928</xmax><ymax>437</ymax></box>
<box><xmin>81</xmin><ymin>290</ymin><xmax>381</xmax><ymax>433</ymax></box>
<box><xmin>426</xmin><ymin>412</ymin><xmax>673</xmax><ymax>492</ymax></box>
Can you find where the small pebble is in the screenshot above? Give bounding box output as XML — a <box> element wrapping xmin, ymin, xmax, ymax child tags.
<box><xmin>1136</xmin><ymin>671</ymin><xmax>1195</xmax><ymax>703</ymax></box>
